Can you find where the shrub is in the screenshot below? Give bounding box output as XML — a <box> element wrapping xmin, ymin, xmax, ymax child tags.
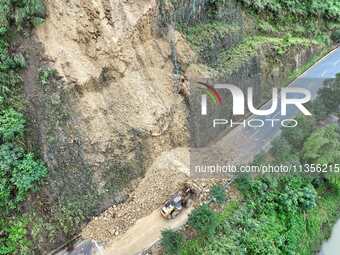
<box><xmin>39</xmin><ymin>67</ymin><xmax>56</xmax><ymax>86</ymax></box>
<box><xmin>0</xmin><ymin>218</ymin><xmax>30</xmax><ymax>255</ymax></box>
<box><xmin>0</xmin><ymin>0</ymin><xmax>47</xmax><ymax>253</ymax></box>
<box><xmin>303</xmin><ymin>124</ymin><xmax>340</xmax><ymax>164</ymax></box>
<box><xmin>281</xmin><ymin>115</ymin><xmax>316</xmax><ymax>151</ymax></box>
<box><xmin>0</xmin><ymin>109</ymin><xmax>25</xmax><ymax>141</ymax></box>
<box><xmin>0</xmin><ymin>144</ymin><xmax>47</xmax><ymax>213</ymax></box>
<box><xmin>160</xmin><ymin>229</ymin><xmax>184</xmax><ymax>255</ymax></box>
<box><xmin>317</xmin><ymin>74</ymin><xmax>340</xmax><ymax>114</ymax></box>
<box><xmin>331</xmin><ymin>29</ymin><xmax>340</xmax><ymax>42</ymax></box>
<box><xmin>210</xmin><ymin>184</ymin><xmax>226</xmax><ymax>203</ymax></box>
<box><xmin>270</xmin><ymin>137</ymin><xmax>300</xmax><ymax>164</ymax></box>
<box><xmin>188</xmin><ymin>204</ymin><xmax>218</xmax><ymax>237</ymax></box>
<box><xmin>11</xmin><ymin>153</ymin><xmax>48</xmax><ymax>203</ymax></box>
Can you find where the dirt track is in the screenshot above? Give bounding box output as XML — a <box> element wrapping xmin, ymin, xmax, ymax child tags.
<box><xmin>103</xmin><ymin>206</ymin><xmax>193</xmax><ymax>255</ymax></box>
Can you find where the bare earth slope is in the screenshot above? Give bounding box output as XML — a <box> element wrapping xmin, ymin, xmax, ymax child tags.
<box><xmin>28</xmin><ymin>0</ymin><xmax>191</xmax><ymax>234</ymax></box>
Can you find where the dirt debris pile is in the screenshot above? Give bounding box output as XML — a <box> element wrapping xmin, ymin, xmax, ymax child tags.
<box><xmin>82</xmin><ymin>148</ymin><xmax>191</xmax><ymax>242</ymax></box>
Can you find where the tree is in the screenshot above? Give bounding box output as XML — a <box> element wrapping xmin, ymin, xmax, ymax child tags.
<box><xmin>281</xmin><ymin>115</ymin><xmax>316</xmax><ymax>151</ymax></box>
<box><xmin>303</xmin><ymin>125</ymin><xmax>340</xmax><ymax>164</ymax></box>
<box><xmin>188</xmin><ymin>204</ymin><xmax>219</xmax><ymax>237</ymax></box>
<box><xmin>331</xmin><ymin>29</ymin><xmax>340</xmax><ymax>42</ymax></box>
<box><xmin>270</xmin><ymin>137</ymin><xmax>300</xmax><ymax>164</ymax></box>
<box><xmin>317</xmin><ymin>74</ymin><xmax>340</xmax><ymax>115</ymax></box>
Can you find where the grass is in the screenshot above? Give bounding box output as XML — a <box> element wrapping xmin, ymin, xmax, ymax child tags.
<box><xmin>178</xmin><ymin>21</ymin><xmax>241</xmax><ymax>50</ymax></box>
<box><xmin>214</xmin><ymin>35</ymin><xmax>318</xmax><ymax>76</ymax></box>
<box><xmin>180</xmin><ymin>20</ymin><xmax>322</xmax><ymax>77</ymax></box>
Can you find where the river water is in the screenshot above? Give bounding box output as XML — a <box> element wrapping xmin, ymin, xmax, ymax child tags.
<box><xmin>319</xmin><ymin>219</ymin><xmax>340</xmax><ymax>255</ymax></box>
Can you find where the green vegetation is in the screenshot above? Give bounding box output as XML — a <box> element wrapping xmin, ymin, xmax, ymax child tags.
<box><xmin>239</xmin><ymin>0</ymin><xmax>340</xmax><ymax>21</ymax></box>
<box><xmin>173</xmin><ymin>174</ymin><xmax>340</xmax><ymax>255</ymax></box>
<box><xmin>210</xmin><ymin>184</ymin><xmax>226</xmax><ymax>203</ymax></box>
<box><xmin>161</xmin><ymin>229</ymin><xmax>184</xmax><ymax>255</ymax></box>
<box><xmin>239</xmin><ymin>0</ymin><xmax>340</xmax><ymax>45</ymax></box>
<box><xmin>39</xmin><ymin>67</ymin><xmax>57</xmax><ymax>86</ymax></box>
<box><xmin>175</xmin><ymin>0</ymin><xmax>338</xmax><ymax>79</ymax></box>
<box><xmin>0</xmin><ymin>218</ymin><xmax>29</xmax><ymax>255</ymax></box>
<box><xmin>303</xmin><ymin>125</ymin><xmax>340</xmax><ymax>164</ymax></box>
<box><xmin>0</xmin><ymin>108</ymin><xmax>25</xmax><ymax>141</ymax></box>
<box><xmin>317</xmin><ymin>73</ymin><xmax>340</xmax><ymax>116</ymax></box>
<box><xmin>215</xmin><ymin>35</ymin><xmax>317</xmax><ymax>76</ymax></box>
<box><xmin>179</xmin><ymin>18</ymin><xmax>321</xmax><ymax>75</ymax></box>
<box><xmin>331</xmin><ymin>29</ymin><xmax>340</xmax><ymax>42</ymax></box>
<box><xmin>0</xmin><ymin>0</ymin><xmax>47</xmax><ymax>254</ymax></box>
<box><xmin>270</xmin><ymin>74</ymin><xmax>340</xmax><ymax>167</ymax></box>
<box><xmin>178</xmin><ymin>21</ymin><xmax>241</xmax><ymax>61</ymax></box>
<box><xmin>187</xmin><ymin>204</ymin><xmax>219</xmax><ymax>238</ymax></box>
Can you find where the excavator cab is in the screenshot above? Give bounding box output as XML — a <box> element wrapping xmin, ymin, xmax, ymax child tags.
<box><xmin>160</xmin><ymin>183</ymin><xmax>197</xmax><ymax>219</ymax></box>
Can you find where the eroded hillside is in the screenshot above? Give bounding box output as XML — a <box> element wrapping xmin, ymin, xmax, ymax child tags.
<box><xmin>14</xmin><ymin>0</ymin><xmax>338</xmax><ymax>253</ymax></box>
<box><xmin>24</xmin><ymin>0</ymin><xmax>191</xmax><ymax>252</ymax></box>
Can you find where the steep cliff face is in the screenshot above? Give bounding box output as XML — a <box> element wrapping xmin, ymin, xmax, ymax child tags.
<box><xmin>23</xmin><ymin>0</ymin><xmax>330</xmax><ymax>252</ymax></box>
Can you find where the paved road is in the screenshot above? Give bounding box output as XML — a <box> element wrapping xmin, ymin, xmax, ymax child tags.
<box><xmin>191</xmin><ymin>47</ymin><xmax>340</xmax><ymax>172</ymax></box>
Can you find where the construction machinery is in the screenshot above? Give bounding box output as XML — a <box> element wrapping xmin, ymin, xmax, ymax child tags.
<box><xmin>160</xmin><ymin>182</ymin><xmax>198</xmax><ymax>219</ymax></box>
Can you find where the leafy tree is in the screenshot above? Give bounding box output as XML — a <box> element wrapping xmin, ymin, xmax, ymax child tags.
<box><xmin>303</xmin><ymin>125</ymin><xmax>340</xmax><ymax>164</ymax></box>
<box><xmin>270</xmin><ymin>137</ymin><xmax>300</xmax><ymax>164</ymax></box>
<box><xmin>188</xmin><ymin>204</ymin><xmax>219</xmax><ymax>237</ymax></box>
<box><xmin>281</xmin><ymin>115</ymin><xmax>316</xmax><ymax>151</ymax></box>
<box><xmin>317</xmin><ymin>74</ymin><xmax>340</xmax><ymax>115</ymax></box>
<box><xmin>311</xmin><ymin>98</ymin><xmax>329</xmax><ymax>120</ymax></box>
<box><xmin>161</xmin><ymin>229</ymin><xmax>184</xmax><ymax>255</ymax></box>
<box><xmin>239</xmin><ymin>0</ymin><xmax>340</xmax><ymax>21</ymax></box>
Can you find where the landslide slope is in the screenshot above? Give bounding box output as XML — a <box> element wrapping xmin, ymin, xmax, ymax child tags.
<box><xmin>24</xmin><ymin>0</ymin><xmax>189</xmax><ymax>252</ymax></box>
<box><xmin>23</xmin><ymin>0</ymin><xmax>336</xmax><ymax>252</ymax></box>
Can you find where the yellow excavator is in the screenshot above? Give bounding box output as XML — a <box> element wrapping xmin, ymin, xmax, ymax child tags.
<box><xmin>160</xmin><ymin>182</ymin><xmax>198</xmax><ymax>219</ymax></box>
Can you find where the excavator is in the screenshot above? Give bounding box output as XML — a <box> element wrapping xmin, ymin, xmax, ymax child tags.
<box><xmin>160</xmin><ymin>182</ymin><xmax>198</xmax><ymax>219</ymax></box>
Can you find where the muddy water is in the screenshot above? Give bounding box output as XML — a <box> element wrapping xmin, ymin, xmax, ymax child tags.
<box><xmin>319</xmin><ymin>220</ymin><xmax>340</xmax><ymax>255</ymax></box>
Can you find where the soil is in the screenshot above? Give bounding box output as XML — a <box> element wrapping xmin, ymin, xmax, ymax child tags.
<box><xmin>81</xmin><ymin>147</ymin><xmax>217</xmax><ymax>243</ymax></box>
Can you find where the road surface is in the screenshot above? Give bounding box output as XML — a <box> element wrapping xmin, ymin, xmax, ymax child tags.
<box><xmin>103</xmin><ymin>47</ymin><xmax>340</xmax><ymax>254</ymax></box>
<box><xmin>104</xmin><ymin>206</ymin><xmax>193</xmax><ymax>255</ymax></box>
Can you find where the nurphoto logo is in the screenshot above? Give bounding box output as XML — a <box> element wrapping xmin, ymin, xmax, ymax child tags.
<box><xmin>200</xmin><ymin>82</ymin><xmax>312</xmax><ymax>128</ymax></box>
